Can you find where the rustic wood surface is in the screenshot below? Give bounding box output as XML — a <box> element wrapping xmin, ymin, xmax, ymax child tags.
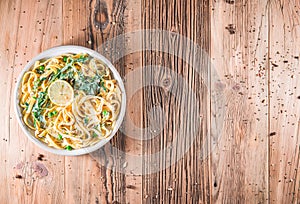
<box><xmin>0</xmin><ymin>0</ymin><xmax>299</xmax><ymax>203</ymax></box>
<box><xmin>211</xmin><ymin>0</ymin><xmax>269</xmax><ymax>203</ymax></box>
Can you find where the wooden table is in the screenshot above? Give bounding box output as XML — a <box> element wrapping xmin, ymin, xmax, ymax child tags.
<box><xmin>1</xmin><ymin>0</ymin><xmax>299</xmax><ymax>203</ymax></box>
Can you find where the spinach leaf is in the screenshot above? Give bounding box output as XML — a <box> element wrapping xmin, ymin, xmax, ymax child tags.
<box><xmin>33</xmin><ymin>77</ymin><xmax>47</xmax><ymax>90</ymax></box>
<box><xmin>32</xmin><ymin>91</ymin><xmax>48</xmax><ymax>125</ymax></box>
<box><xmin>75</xmin><ymin>55</ymin><xmax>88</xmax><ymax>63</ymax></box>
<box><xmin>74</xmin><ymin>72</ymin><xmax>103</xmax><ymax>95</ymax></box>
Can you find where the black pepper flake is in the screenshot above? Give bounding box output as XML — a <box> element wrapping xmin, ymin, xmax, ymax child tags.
<box><xmin>126</xmin><ymin>185</ymin><xmax>137</xmax><ymax>189</ymax></box>
<box><xmin>225</xmin><ymin>24</ymin><xmax>236</xmax><ymax>34</ymax></box>
<box><xmin>283</xmin><ymin>60</ymin><xmax>289</xmax><ymax>63</ymax></box>
<box><xmin>37</xmin><ymin>154</ymin><xmax>44</xmax><ymax>161</ymax></box>
<box><xmin>15</xmin><ymin>175</ymin><xmax>23</xmax><ymax>179</ymax></box>
<box><xmin>225</xmin><ymin>0</ymin><xmax>235</xmax><ymax>4</ymax></box>
<box><xmin>270</xmin><ymin>132</ymin><xmax>276</xmax><ymax>136</ymax></box>
<box><xmin>272</xmin><ymin>63</ymin><xmax>279</xmax><ymax>67</ymax></box>
<box><xmin>297</xmin><ymin>96</ymin><xmax>300</xmax><ymax>99</ymax></box>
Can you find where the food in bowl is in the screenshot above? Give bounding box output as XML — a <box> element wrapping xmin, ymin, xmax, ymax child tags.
<box><xmin>19</xmin><ymin>53</ymin><xmax>122</xmax><ymax>150</ymax></box>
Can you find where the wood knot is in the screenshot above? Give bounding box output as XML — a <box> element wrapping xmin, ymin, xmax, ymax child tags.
<box><xmin>162</xmin><ymin>78</ymin><xmax>171</xmax><ymax>88</ymax></box>
<box><xmin>94</xmin><ymin>0</ymin><xmax>109</xmax><ymax>31</ymax></box>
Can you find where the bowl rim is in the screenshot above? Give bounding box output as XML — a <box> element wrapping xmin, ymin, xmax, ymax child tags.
<box><xmin>14</xmin><ymin>45</ymin><xmax>126</xmax><ymax>156</ymax></box>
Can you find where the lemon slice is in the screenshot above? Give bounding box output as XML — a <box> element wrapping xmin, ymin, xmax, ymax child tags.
<box><xmin>48</xmin><ymin>80</ymin><xmax>74</xmax><ymax>106</ymax></box>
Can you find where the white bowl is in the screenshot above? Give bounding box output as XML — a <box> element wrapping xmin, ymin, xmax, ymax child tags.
<box><xmin>14</xmin><ymin>45</ymin><xmax>126</xmax><ymax>156</ymax></box>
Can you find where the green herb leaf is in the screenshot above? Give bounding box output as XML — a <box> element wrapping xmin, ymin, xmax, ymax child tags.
<box><xmin>63</xmin><ymin>56</ymin><xmax>68</xmax><ymax>62</ymax></box>
<box><xmin>76</xmin><ymin>55</ymin><xmax>88</xmax><ymax>63</ymax></box>
<box><xmin>33</xmin><ymin>118</ymin><xmax>37</xmax><ymax>128</ymax></box>
<box><xmin>25</xmin><ymin>102</ymin><xmax>29</xmax><ymax>110</ymax></box>
<box><xmin>65</xmin><ymin>145</ymin><xmax>72</xmax><ymax>151</ymax></box>
<box><xmin>33</xmin><ymin>77</ymin><xmax>46</xmax><ymax>90</ymax></box>
<box><xmin>74</xmin><ymin>72</ymin><xmax>102</xmax><ymax>95</ymax></box>
<box><xmin>100</xmin><ymin>81</ymin><xmax>107</xmax><ymax>92</ymax></box>
<box><xmin>50</xmin><ymin>62</ymin><xmax>73</xmax><ymax>82</ymax></box>
<box><xmin>92</xmin><ymin>132</ymin><xmax>98</xmax><ymax>138</ymax></box>
<box><xmin>59</xmin><ymin>69</ymin><xmax>74</xmax><ymax>81</ymax></box>
<box><xmin>32</xmin><ymin>91</ymin><xmax>48</xmax><ymax>124</ymax></box>
<box><xmin>57</xmin><ymin>134</ymin><xmax>63</xmax><ymax>140</ymax></box>
<box><xmin>102</xmin><ymin>110</ymin><xmax>109</xmax><ymax>117</ymax></box>
<box><xmin>84</xmin><ymin>117</ymin><xmax>89</xmax><ymax>125</ymax></box>
<box><xmin>33</xmin><ymin>79</ymin><xmax>41</xmax><ymax>90</ymax></box>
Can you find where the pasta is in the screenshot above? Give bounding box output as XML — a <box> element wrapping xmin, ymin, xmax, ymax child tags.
<box><xmin>19</xmin><ymin>53</ymin><xmax>122</xmax><ymax>150</ymax></box>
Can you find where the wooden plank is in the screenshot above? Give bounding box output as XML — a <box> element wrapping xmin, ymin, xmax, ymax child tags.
<box><xmin>210</xmin><ymin>0</ymin><xmax>269</xmax><ymax>203</ymax></box>
<box><xmin>2</xmin><ymin>0</ymin><xmax>300</xmax><ymax>203</ymax></box>
<box><xmin>1</xmin><ymin>0</ymin><xmax>65</xmax><ymax>203</ymax></box>
<box><xmin>62</xmin><ymin>0</ymin><xmax>142</xmax><ymax>203</ymax></box>
<box><xmin>269</xmin><ymin>0</ymin><xmax>300</xmax><ymax>203</ymax></box>
<box><xmin>142</xmin><ymin>0</ymin><xmax>211</xmax><ymax>203</ymax></box>
<box><xmin>0</xmin><ymin>0</ymin><xmax>21</xmax><ymax>202</ymax></box>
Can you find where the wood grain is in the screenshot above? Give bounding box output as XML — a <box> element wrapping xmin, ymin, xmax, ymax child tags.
<box><xmin>1</xmin><ymin>1</ymin><xmax>65</xmax><ymax>203</ymax></box>
<box><xmin>1</xmin><ymin>0</ymin><xmax>300</xmax><ymax>203</ymax></box>
<box><xmin>269</xmin><ymin>0</ymin><xmax>300</xmax><ymax>203</ymax></box>
<box><xmin>0</xmin><ymin>0</ymin><xmax>143</xmax><ymax>203</ymax></box>
<box><xmin>210</xmin><ymin>0</ymin><xmax>269</xmax><ymax>203</ymax></box>
<box><xmin>142</xmin><ymin>0</ymin><xmax>211</xmax><ymax>203</ymax></box>
<box><xmin>62</xmin><ymin>0</ymin><xmax>142</xmax><ymax>203</ymax></box>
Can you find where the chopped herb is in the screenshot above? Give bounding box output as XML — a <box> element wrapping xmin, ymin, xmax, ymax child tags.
<box><xmin>57</xmin><ymin>134</ymin><xmax>63</xmax><ymax>140</ymax></box>
<box><xmin>25</xmin><ymin>102</ymin><xmax>29</xmax><ymax>110</ymax></box>
<box><xmin>92</xmin><ymin>132</ymin><xmax>98</xmax><ymax>138</ymax></box>
<box><xmin>48</xmin><ymin>110</ymin><xmax>58</xmax><ymax>118</ymax></box>
<box><xmin>33</xmin><ymin>118</ymin><xmax>37</xmax><ymax>128</ymax></box>
<box><xmin>65</xmin><ymin>145</ymin><xmax>72</xmax><ymax>151</ymax></box>
<box><xmin>50</xmin><ymin>60</ymin><xmax>74</xmax><ymax>82</ymax></box>
<box><xmin>84</xmin><ymin>117</ymin><xmax>89</xmax><ymax>125</ymax></box>
<box><xmin>102</xmin><ymin>110</ymin><xmax>109</xmax><ymax>117</ymax></box>
<box><xmin>40</xmin><ymin>77</ymin><xmax>47</xmax><ymax>81</ymax></box>
<box><xmin>33</xmin><ymin>77</ymin><xmax>46</xmax><ymax>90</ymax></box>
<box><xmin>101</xmin><ymin>81</ymin><xmax>107</xmax><ymax>91</ymax></box>
<box><xmin>74</xmin><ymin>72</ymin><xmax>103</xmax><ymax>95</ymax></box>
<box><xmin>59</xmin><ymin>69</ymin><xmax>74</xmax><ymax>81</ymax></box>
<box><xmin>33</xmin><ymin>79</ymin><xmax>41</xmax><ymax>90</ymax></box>
<box><xmin>76</xmin><ymin>55</ymin><xmax>88</xmax><ymax>63</ymax></box>
<box><xmin>32</xmin><ymin>91</ymin><xmax>48</xmax><ymax>124</ymax></box>
<box><xmin>39</xmin><ymin>65</ymin><xmax>45</xmax><ymax>71</ymax></box>
<box><xmin>63</xmin><ymin>56</ymin><xmax>68</xmax><ymax>62</ymax></box>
